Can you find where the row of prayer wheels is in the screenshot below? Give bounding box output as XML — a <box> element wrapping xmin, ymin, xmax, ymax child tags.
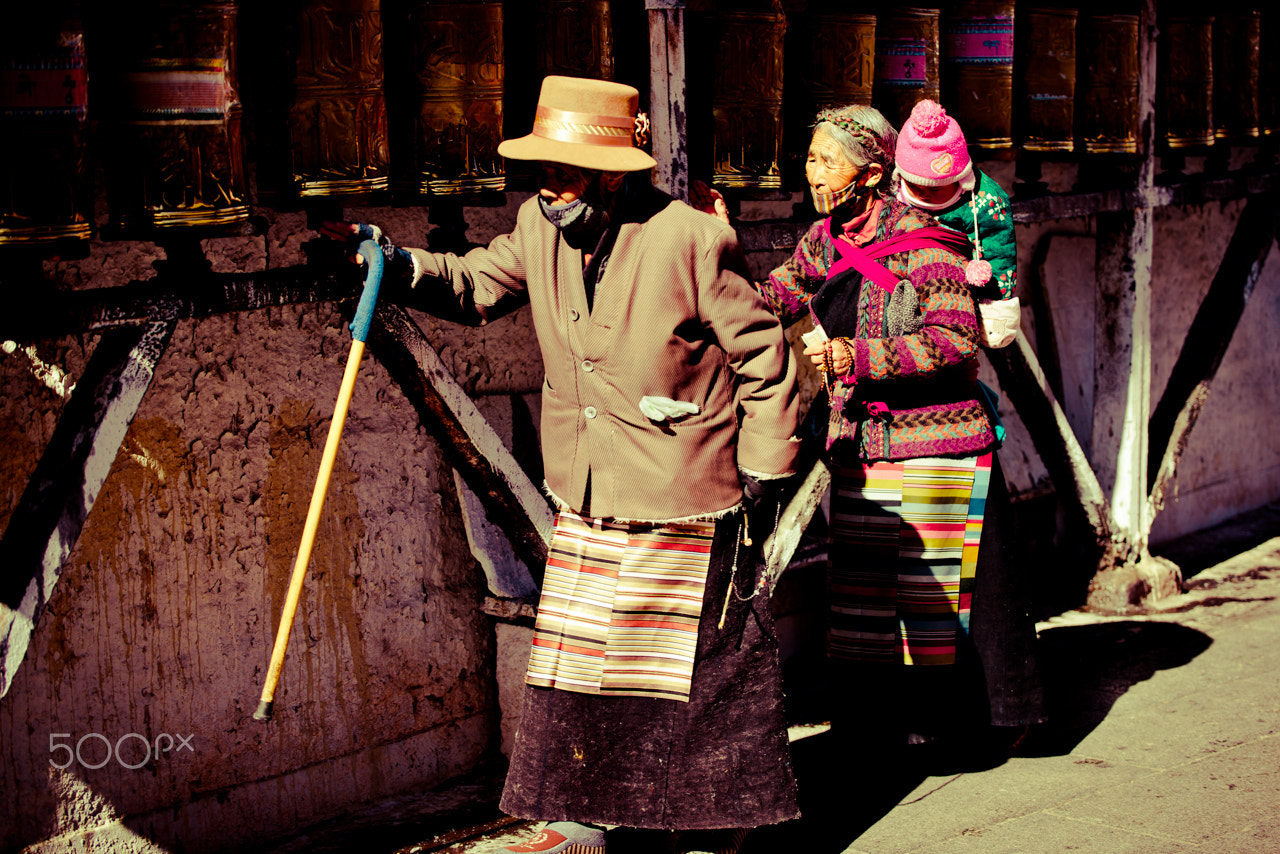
<box><xmin>710</xmin><ymin>0</ymin><xmax>1278</xmax><ymax>187</ymax></box>
<box><xmin>2</xmin><ymin>1</ymin><xmax>1276</xmax><ymax>245</ymax></box>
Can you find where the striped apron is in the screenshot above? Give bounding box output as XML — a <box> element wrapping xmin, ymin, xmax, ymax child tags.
<box><xmin>525</xmin><ymin>510</ymin><xmax>715</xmax><ymax>702</ymax></box>
<box><xmin>828</xmin><ymin>453</ymin><xmax>993</xmax><ymax>665</ymax></box>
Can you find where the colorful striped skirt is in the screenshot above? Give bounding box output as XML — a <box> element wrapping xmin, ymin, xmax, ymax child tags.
<box><xmin>828</xmin><ymin>453</ymin><xmax>993</xmax><ymax>665</ymax></box>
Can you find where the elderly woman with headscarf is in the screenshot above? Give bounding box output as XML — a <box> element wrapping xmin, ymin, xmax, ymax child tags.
<box><xmin>702</xmin><ymin>104</ymin><xmax>1043</xmax><ymax>760</ymax></box>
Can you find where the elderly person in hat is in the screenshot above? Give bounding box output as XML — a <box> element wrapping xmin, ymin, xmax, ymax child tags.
<box><xmin>700</xmin><ymin>103</ymin><xmax>1041</xmax><ymax>767</ymax></box>
<box><xmin>323</xmin><ymin>76</ymin><xmax>801</xmax><ymax>854</ymax></box>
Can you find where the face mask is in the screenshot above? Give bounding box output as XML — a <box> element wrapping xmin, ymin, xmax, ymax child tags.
<box><xmin>897</xmin><ymin>180</ymin><xmax>963</xmax><ymax>212</ymax></box>
<box><xmin>811</xmin><ymin>180</ymin><xmax>865</xmax><ymax>215</ymax></box>
<box><xmin>538</xmin><ymin>173</ymin><xmax>612</xmax><ymax>233</ymax></box>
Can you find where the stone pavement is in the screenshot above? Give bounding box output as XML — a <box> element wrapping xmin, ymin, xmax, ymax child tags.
<box><xmin>261</xmin><ymin>526</ymin><xmax>1280</xmax><ymax>854</ymax></box>
<box><xmin>763</xmin><ymin>535</ymin><xmax>1280</xmax><ymax>854</ymax></box>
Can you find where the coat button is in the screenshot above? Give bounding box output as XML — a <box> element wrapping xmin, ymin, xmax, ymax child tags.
<box><xmin>582</xmin><ymin>360</ymin><xmax>594</xmax><ymax>373</ymax></box>
<box><xmin>569</xmin><ymin>308</ymin><xmax>580</xmax><ymax>321</ymax></box>
<box><xmin>584</xmin><ymin>406</ymin><xmax>598</xmax><ymax>419</ymax></box>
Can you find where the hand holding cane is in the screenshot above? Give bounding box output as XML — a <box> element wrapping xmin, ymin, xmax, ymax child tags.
<box><xmin>254</xmin><ymin>239</ymin><xmax>384</xmax><ymax>722</ymax></box>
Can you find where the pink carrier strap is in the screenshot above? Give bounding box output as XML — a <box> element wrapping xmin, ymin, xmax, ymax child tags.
<box><xmin>827</xmin><ymin>224</ymin><xmax>971</xmax><ymax>293</ymax></box>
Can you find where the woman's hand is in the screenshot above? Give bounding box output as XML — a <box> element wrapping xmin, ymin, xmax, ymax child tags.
<box><xmin>803</xmin><ymin>339</ymin><xmax>853</xmax><ymax>377</ymax></box>
<box><xmin>690</xmin><ymin>180</ymin><xmax>730</xmax><ymax>226</ymax></box>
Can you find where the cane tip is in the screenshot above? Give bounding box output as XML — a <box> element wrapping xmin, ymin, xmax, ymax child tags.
<box><xmin>253</xmin><ymin>700</ymin><xmax>274</xmax><ymax>722</ymax></box>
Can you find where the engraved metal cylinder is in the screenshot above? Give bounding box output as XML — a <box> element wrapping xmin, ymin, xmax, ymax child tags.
<box><xmin>99</xmin><ymin>2</ymin><xmax>248</xmax><ymax>230</ymax></box>
<box><xmin>291</xmin><ymin>0</ymin><xmax>390</xmax><ymax>197</ymax></box>
<box><xmin>411</xmin><ymin>1</ymin><xmax>504</xmax><ymax>195</ymax></box>
<box><xmin>1077</xmin><ymin>12</ymin><xmax>1139</xmax><ymax>154</ymax></box>
<box><xmin>942</xmin><ymin>1</ymin><xmax>1014</xmax><ymax>149</ymax></box>
<box><xmin>1212</xmin><ymin>9</ymin><xmax>1260</xmax><ymax>142</ymax></box>
<box><xmin>805</xmin><ymin>12</ymin><xmax>876</xmax><ymax>110</ymax></box>
<box><xmin>0</xmin><ymin>13</ymin><xmax>91</xmax><ymax>244</ymax></box>
<box><xmin>537</xmin><ymin>0</ymin><xmax>614</xmax><ymax>80</ymax></box>
<box><xmin>712</xmin><ymin>8</ymin><xmax>786</xmax><ymax>190</ymax></box>
<box><xmin>873</xmin><ymin>7</ymin><xmax>941</xmax><ymax>131</ymax></box>
<box><xmin>1158</xmin><ymin>15</ymin><xmax>1214</xmax><ymax>149</ymax></box>
<box><xmin>1262</xmin><ymin>9</ymin><xmax>1280</xmax><ymax>137</ymax></box>
<box><xmin>1016</xmin><ymin>6</ymin><xmax>1076</xmax><ymax>153</ymax></box>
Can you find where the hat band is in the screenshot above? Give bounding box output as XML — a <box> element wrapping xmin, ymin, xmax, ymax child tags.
<box><xmin>533</xmin><ymin>105</ymin><xmax>636</xmax><ymax>147</ymax></box>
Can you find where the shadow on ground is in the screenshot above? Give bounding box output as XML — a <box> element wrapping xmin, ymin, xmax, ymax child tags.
<box><xmin>743</xmin><ymin>619</ymin><xmax>1213</xmax><ymax>854</ymax></box>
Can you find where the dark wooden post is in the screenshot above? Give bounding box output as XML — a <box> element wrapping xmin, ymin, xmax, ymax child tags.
<box><xmin>647</xmin><ymin>0</ymin><xmax>689</xmax><ymax>201</ymax></box>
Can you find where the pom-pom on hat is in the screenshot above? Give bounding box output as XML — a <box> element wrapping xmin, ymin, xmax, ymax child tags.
<box><xmin>894</xmin><ymin>99</ymin><xmax>973</xmax><ymax>189</ymax></box>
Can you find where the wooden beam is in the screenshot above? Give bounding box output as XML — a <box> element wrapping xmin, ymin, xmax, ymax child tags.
<box><xmin>1090</xmin><ymin>0</ymin><xmax>1158</xmax><ymax>546</ymax></box>
<box><xmin>0</xmin><ymin>321</ymin><xmax>175</xmax><ymax>698</ymax></box>
<box><xmin>364</xmin><ymin>303</ymin><xmax>552</xmax><ymax>585</ymax></box>
<box><xmin>986</xmin><ymin>332</ymin><xmax>1112</xmax><ymax>546</ymax></box>
<box><xmin>1147</xmin><ymin>192</ymin><xmax>1280</xmax><ymax>506</ymax></box>
<box><xmin>0</xmin><ymin>258</ymin><xmax>357</xmax><ymax>342</ymax></box>
<box><xmin>647</xmin><ymin>0</ymin><xmax>689</xmax><ymax>201</ymax></box>
<box><xmin>762</xmin><ymin>457</ymin><xmax>830</xmax><ymax>593</ymax></box>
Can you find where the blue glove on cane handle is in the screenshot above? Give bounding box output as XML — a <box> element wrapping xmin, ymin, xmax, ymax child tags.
<box><xmin>350</xmin><ymin>238</ymin><xmax>384</xmax><ymax>343</ymax></box>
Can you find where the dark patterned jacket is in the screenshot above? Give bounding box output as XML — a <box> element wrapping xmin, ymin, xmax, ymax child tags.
<box><xmin>759</xmin><ymin>198</ymin><xmax>998</xmax><ymax>462</ymax></box>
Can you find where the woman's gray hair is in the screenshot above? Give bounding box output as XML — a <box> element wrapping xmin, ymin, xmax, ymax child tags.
<box><xmin>812</xmin><ymin>104</ymin><xmax>898</xmax><ymax>173</ymax></box>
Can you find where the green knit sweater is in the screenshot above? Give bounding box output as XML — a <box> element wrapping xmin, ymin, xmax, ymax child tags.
<box><xmin>932</xmin><ymin>168</ymin><xmax>1017</xmax><ymax>300</ymax></box>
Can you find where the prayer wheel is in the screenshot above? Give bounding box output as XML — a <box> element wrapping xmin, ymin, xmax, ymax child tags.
<box><xmin>410</xmin><ymin>1</ymin><xmax>504</xmax><ymax>195</ymax></box>
<box><xmin>712</xmin><ymin>5</ymin><xmax>786</xmax><ymax>190</ymax></box>
<box><xmin>1262</xmin><ymin>9</ymin><xmax>1279</xmax><ymax>137</ymax></box>
<box><xmin>290</xmin><ymin>0</ymin><xmax>390</xmax><ymax>197</ymax></box>
<box><xmin>941</xmin><ymin>0</ymin><xmax>1014</xmax><ymax>149</ymax></box>
<box><xmin>1157</xmin><ymin>12</ymin><xmax>1215</xmax><ymax>150</ymax></box>
<box><xmin>537</xmin><ymin>0</ymin><xmax>614</xmax><ymax>81</ymax></box>
<box><xmin>1076</xmin><ymin>8</ymin><xmax>1140</xmax><ymax>154</ymax></box>
<box><xmin>873</xmin><ymin>7</ymin><xmax>941</xmax><ymax>131</ymax></box>
<box><xmin>1015</xmin><ymin>5</ymin><xmax>1076</xmax><ymax>153</ymax></box>
<box><xmin>0</xmin><ymin>11</ymin><xmax>91</xmax><ymax>245</ymax></box>
<box><xmin>96</xmin><ymin>2</ymin><xmax>248</xmax><ymax>230</ymax></box>
<box><xmin>1212</xmin><ymin>7</ymin><xmax>1261</xmax><ymax>142</ymax></box>
<box><xmin>804</xmin><ymin>11</ymin><xmax>876</xmax><ymax>110</ymax></box>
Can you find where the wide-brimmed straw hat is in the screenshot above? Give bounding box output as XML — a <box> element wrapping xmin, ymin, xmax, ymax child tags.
<box><xmin>498</xmin><ymin>75</ymin><xmax>657</xmax><ymax>172</ymax></box>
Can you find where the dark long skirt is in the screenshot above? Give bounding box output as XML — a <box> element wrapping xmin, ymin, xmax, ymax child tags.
<box><xmin>500</xmin><ymin>513</ymin><xmax>801</xmax><ymax>830</ymax></box>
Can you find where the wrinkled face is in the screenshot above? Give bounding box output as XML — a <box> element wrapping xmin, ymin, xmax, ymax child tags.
<box><xmin>805</xmin><ymin>127</ymin><xmax>862</xmax><ymax>194</ymax></box>
<box><xmin>539</xmin><ymin>162</ymin><xmax>595</xmax><ymax>205</ymax></box>
<box><xmin>539</xmin><ymin>163</ymin><xmax>626</xmax><ymax>205</ymax></box>
<box><xmin>905</xmin><ymin>180</ymin><xmax>959</xmax><ymax>204</ymax></box>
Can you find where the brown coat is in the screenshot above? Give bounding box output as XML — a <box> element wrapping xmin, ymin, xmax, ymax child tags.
<box><xmin>405</xmin><ymin>188</ymin><xmax>799</xmax><ymax>523</ymax></box>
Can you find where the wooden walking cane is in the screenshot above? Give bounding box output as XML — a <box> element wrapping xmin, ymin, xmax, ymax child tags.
<box><xmin>254</xmin><ymin>240</ymin><xmax>384</xmax><ymax>722</ymax></box>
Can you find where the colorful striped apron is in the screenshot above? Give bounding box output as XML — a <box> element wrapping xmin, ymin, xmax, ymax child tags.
<box><xmin>525</xmin><ymin>511</ymin><xmax>715</xmax><ymax>702</ymax></box>
<box><xmin>828</xmin><ymin>453</ymin><xmax>992</xmax><ymax>665</ymax></box>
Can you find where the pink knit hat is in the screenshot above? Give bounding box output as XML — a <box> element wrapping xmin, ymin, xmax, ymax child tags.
<box><xmin>894</xmin><ymin>100</ymin><xmax>974</xmax><ymax>189</ymax></box>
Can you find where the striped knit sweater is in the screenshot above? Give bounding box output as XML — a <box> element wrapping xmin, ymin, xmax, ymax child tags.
<box><xmin>760</xmin><ymin>199</ymin><xmax>998</xmax><ymax>462</ymax></box>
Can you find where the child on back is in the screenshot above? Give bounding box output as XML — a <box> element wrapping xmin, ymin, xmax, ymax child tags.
<box><xmin>893</xmin><ymin>100</ymin><xmax>1019</xmax><ymax>347</ymax></box>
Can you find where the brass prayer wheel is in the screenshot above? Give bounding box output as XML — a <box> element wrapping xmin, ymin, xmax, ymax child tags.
<box><xmin>1076</xmin><ymin>10</ymin><xmax>1140</xmax><ymax>154</ymax></box>
<box><xmin>537</xmin><ymin>0</ymin><xmax>615</xmax><ymax>81</ymax></box>
<box><xmin>410</xmin><ymin>1</ymin><xmax>504</xmax><ymax>195</ymax></box>
<box><xmin>712</xmin><ymin>7</ymin><xmax>786</xmax><ymax>190</ymax></box>
<box><xmin>1262</xmin><ymin>9</ymin><xmax>1280</xmax><ymax>137</ymax></box>
<box><xmin>873</xmin><ymin>7</ymin><xmax>941</xmax><ymax>131</ymax></box>
<box><xmin>96</xmin><ymin>2</ymin><xmax>248</xmax><ymax>230</ymax></box>
<box><xmin>941</xmin><ymin>0</ymin><xmax>1014</xmax><ymax>149</ymax></box>
<box><xmin>1212</xmin><ymin>8</ymin><xmax>1261</xmax><ymax>142</ymax></box>
<box><xmin>290</xmin><ymin>0</ymin><xmax>390</xmax><ymax>197</ymax></box>
<box><xmin>1015</xmin><ymin>5</ymin><xmax>1076</xmax><ymax>153</ymax></box>
<box><xmin>1158</xmin><ymin>13</ymin><xmax>1215</xmax><ymax>150</ymax></box>
<box><xmin>0</xmin><ymin>11</ymin><xmax>91</xmax><ymax>245</ymax></box>
<box><xmin>804</xmin><ymin>11</ymin><xmax>876</xmax><ymax>110</ymax></box>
